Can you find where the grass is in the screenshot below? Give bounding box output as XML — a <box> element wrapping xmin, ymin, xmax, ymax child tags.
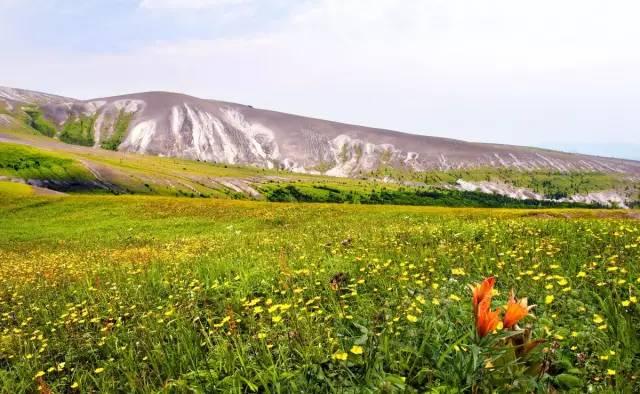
<box><xmin>380</xmin><ymin>167</ymin><xmax>631</xmax><ymax>199</ymax></box>
<box><xmin>101</xmin><ymin>110</ymin><xmax>133</xmax><ymax>151</ymax></box>
<box><xmin>0</xmin><ymin>142</ymin><xmax>93</xmax><ymax>182</ymax></box>
<box><xmin>0</xmin><ymin>194</ymin><xmax>638</xmax><ymax>392</ymax></box>
<box><xmin>60</xmin><ymin>116</ymin><xmax>96</xmax><ymax>147</ymax></box>
<box><xmin>259</xmin><ymin>182</ymin><xmax>602</xmax><ymax>208</ymax></box>
<box><xmin>22</xmin><ymin>108</ymin><xmax>57</xmax><ymax>138</ymax></box>
<box><xmin>0</xmin><ymin>180</ymin><xmax>35</xmax><ymax>198</ymax></box>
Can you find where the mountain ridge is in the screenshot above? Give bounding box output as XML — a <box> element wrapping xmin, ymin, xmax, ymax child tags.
<box><xmin>1</xmin><ymin>85</ymin><xmax>639</xmax><ymax>178</ymax></box>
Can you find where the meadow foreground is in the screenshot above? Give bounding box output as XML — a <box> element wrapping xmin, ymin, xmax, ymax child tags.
<box><xmin>0</xmin><ymin>194</ymin><xmax>638</xmax><ymax>392</ymax></box>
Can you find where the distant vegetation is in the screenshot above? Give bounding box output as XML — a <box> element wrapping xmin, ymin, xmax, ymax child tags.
<box><xmin>0</xmin><ymin>143</ymin><xmax>92</xmax><ymax>181</ymax></box>
<box><xmin>372</xmin><ymin>167</ymin><xmax>627</xmax><ymax>198</ymax></box>
<box><xmin>101</xmin><ymin>110</ymin><xmax>133</xmax><ymax>150</ymax></box>
<box><xmin>60</xmin><ymin>116</ymin><xmax>96</xmax><ymax>146</ymax></box>
<box><xmin>261</xmin><ymin>183</ymin><xmax>603</xmax><ymax>209</ymax></box>
<box><xmin>23</xmin><ymin>108</ymin><xmax>57</xmax><ymax>137</ymax></box>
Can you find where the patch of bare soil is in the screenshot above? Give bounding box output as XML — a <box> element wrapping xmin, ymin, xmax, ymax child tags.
<box><xmin>31</xmin><ymin>186</ymin><xmax>66</xmax><ymax>196</ymax></box>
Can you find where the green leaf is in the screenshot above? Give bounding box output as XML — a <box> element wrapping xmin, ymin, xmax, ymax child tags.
<box><xmin>555</xmin><ymin>373</ymin><xmax>583</xmax><ymax>389</ymax></box>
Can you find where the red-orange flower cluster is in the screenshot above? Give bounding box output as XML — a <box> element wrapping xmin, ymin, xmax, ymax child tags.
<box><xmin>470</xmin><ymin>277</ymin><xmax>532</xmax><ymax>337</ymax></box>
<box><xmin>503</xmin><ymin>290</ymin><xmax>532</xmax><ymax>329</ymax></box>
<box><xmin>471</xmin><ymin>276</ymin><xmax>498</xmax><ymax>337</ymax></box>
<box><xmin>471</xmin><ymin>276</ymin><xmax>496</xmax><ymax>314</ymax></box>
<box><xmin>476</xmin><ymin>297</ymin><xmax>500</xmax><ymax>337</ymax></box>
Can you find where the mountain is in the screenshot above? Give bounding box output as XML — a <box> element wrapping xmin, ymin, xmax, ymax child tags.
<box><xmin>2</xmin><ymin>86</ymin><xmax>640</xmax><ymax>178</ymax></box>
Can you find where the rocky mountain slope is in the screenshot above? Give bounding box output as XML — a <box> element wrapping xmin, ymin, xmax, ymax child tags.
<box><xmin>2</xmin><ymin>86</ymin><xmax>640</xmax><ymax>179</ymax></box>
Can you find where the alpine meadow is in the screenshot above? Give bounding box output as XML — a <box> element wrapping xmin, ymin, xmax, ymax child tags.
<box><xmin>1</xmin><ymin>189</ymin><xmax>639</xmax><ymax>392</ymax></box>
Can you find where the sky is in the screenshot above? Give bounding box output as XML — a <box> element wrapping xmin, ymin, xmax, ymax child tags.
<box><xmin>1</xmin><ymin>0</ymin><xmax>639</xmax><ymax>160</ymax></box>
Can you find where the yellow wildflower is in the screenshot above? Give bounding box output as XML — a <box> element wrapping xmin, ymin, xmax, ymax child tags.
<box><xmin>350</xmin><ymin>345</ymin><xmax>364</xmax><ymax>355</ymax></box>
<box><xmin>332</xmin><ymin>351</ymin><xmax>348</xmax><ymax>361</ymax></box>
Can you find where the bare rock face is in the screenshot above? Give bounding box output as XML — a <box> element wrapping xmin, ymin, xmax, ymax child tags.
<box><xmin>2</xmin><ymin>86</ymin><xmax>640</xmax><ymax>177</ymax></box>
<box><xmin>0</xmin><ymin>87</ymin><xmax>74</xmax><ymax>106</ymax></box>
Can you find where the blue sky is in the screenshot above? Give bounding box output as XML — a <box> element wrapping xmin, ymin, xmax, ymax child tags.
<box><xmin>1</xmin><ymin>0</ymin><xmax>639</xmax><ymax>160</ymax></box>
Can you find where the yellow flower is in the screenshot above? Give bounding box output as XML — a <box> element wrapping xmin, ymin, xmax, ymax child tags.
<box><xmin>94</xmin><ymin>367</ymin><xmax>105</xmax><ymax>374</ymax></box>
<box><xmin>406</xmin><ymin>314</ymin><xmax>418</xmax><ymax>323</ymax></box>
<box><xmin>607</xmin><ymin>369</ymin><xmax>616</xmax><ymax>376</ymax></box>
<box><xmin>332</xmin><ymin>351</ymin><xmax>348</xmax><ymax>361</ymax></box>
<box><xmin>272</xmin><ymin>315</ymin><xmax>283</xmax><ymax>323</ymax></box>
<box><xmin>451</xmin><ymin>268</ymin><xmax>466</xmax><ymax>276</ymax></box>
<box><xmin>257</xmin><ymin>333</ymin><xmax>267</xmax><ymax>339</ymax></box>
<box><xmin>622</xmin><ymin>300</ymin><xmax>631</xmax><ymax>307</ymax></box>
<box><xmin>71</xmin><ymin>382</ymin><xmax>79</xmax><ymax>389</ymax></box>
<box><xmin>34</xmin><ymin>371</ymin><xmax>45</xmax><ymax>379</ymax></box>
<box><xmin>449</xmin><ymin>294</ymin><xmax>461</xmax><ymax>302</ymax></box>
<box><xmin>350</xmin><ymin>345</ymin><xmax>364</xmax><ymax>355</ymax></box>
<box><xmin>593</xmin><ymin>314</ymin><xmax>604</xmax><ymax>324</ymax></box>
<box><xmin>576</xmin><ymin>271</ymin><xmax>587</xmax><ymax>278</ymax></box>
<box><xmin>545</xmin><ymin>295</ymin><xmax>554</xmax><ymax>304</ymax></box>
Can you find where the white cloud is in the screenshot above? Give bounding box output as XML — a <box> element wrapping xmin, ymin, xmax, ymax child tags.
<box><xmin>3</xmin><ymin>0</ymin><xmax>640</xmax><ymax>152</ymax></box>
<box><xmin>139</xmin><ymin>0</ymin><xmax>247</xmax><ymax>9</ymax></box>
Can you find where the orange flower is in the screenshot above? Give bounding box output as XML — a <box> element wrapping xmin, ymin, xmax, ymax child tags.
<box><xmin>503</xmin><ymin>290</ymin><xmax>533</xmax><ymax>329</ymax></box>
<box><xmin>471</xmin><ymin>276</ymin><xmax>496</xmax><ymax>313</ymax></box>
<box><xmin>476</xmin><ymin>297</ymin><xmax>500</xmax><ymax>337</ymax></box>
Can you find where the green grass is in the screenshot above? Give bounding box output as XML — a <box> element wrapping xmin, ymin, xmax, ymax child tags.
<box><xmin>60</xmin><ymin>116</ymin><xmax>96</xmax><ymax>146</ymax></box>
<box><xmin>0</xmin><ymin>195</ymin><xmax>638</xmax><ymax>392</ymax></box>
<box><xmin>0</xmin><ymin>180</ymin><xmax>34</xmax><ymax>198</ymax></box>
<box><xmin>22</xmin><ymin>108</ymin><xmax>57</xmax><ymax>137</ymax></box>
<box><xmin>101</xmin><ymin>111</ymin><xmax>133</xmax><ymax>151</ymax></box>
<box><xmin>451</xmin><ymin>168</ymin><xmax>626</xmax><ymax>198</ymax></box>
<box><xmin>374</xmin><ymin>166</ymin><xmax>630</xmax><ymax>198</ymax></box>
<box><xmin>0</xmin><ymin>142</ymin><xmax>93</xmax><ymax>182</ymax></box>
<box><xmin>259</xmin><ymin>182</ymin><xmax>602</xmax><ymax>208</ymax></box>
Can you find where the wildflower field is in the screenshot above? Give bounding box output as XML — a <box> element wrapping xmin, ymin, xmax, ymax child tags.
<box><xmin>0</xmin><ymin>193</ymin><xmax>639</xmax><ymax>392</ymax></box>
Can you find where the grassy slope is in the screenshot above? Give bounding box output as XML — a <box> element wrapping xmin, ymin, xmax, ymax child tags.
<box><xmin>0</xmin><ymin>195</ymin><xmax>638</xmax><ymax>392</ymax></box>
<box><xmin>0</xmin><ymin>180</ymin><xmax>35</xmax><ymax>198</ymax></box>
<box><xmin>100</xmin><ymin>110</ymin><xmax>133</xmax><ymax>150</ymax></box>
<box><xmin>1</xmin><ymin>119</ymin><xmax>638</xmax><ymax>205</ymax></box>
<box><xmin>0</xmin><ymin>143</ymin><xmax>93</xmax><ymax>182</ymax></box>
<box><xmin>0</xmin><ymin>139</ymin><xmax>604</xmax><ymax>207</ymax></box>
<box><xmin>378</xmin><ymin>166</ymin><xmax>631</xmax><ymax>198</ymax></box>
<box><xmin>22</xmin><ymin>108</ymin><xmax>57</xmax><ymax>138</ymax></box>
<box><xmin>60</xmin><ymin>115</ymin><xmax>96</xmax><ymax>146</ymax></box>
